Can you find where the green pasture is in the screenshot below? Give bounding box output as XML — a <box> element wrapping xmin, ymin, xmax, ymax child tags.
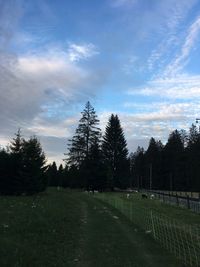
<box><xmin>1</xmin><ymin>188</ymin><xmax>198</xmax><ymax>267</ymax></box>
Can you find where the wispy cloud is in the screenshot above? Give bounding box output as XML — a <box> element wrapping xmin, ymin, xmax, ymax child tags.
<box><xmin>68</xmin><ymin>43</ymin><xmax>99</xmax><ymax>62</ymax></box>
<box><xmin>99</xmin><ymin>103</ymin><xmax>193</xmax><ymax>153</ymax></box>
<box><xmin>0</xmin><ymin>45</ymin><xmax>104</xmax><ymax>139</ymax></box>
<box><xmin>164</xmin><ymin>16</ymin><xmax>200</xmax><ymax>77</ymax></box>
<box><xmin>135</xmin><ymin>15</ymin><xmax>200</xmax><ymax>103</ymax></box>
<box><xmin>128</xmin><ymin>74</ymin><xmax>200</xmax><ymax>100</ymax></box>
<box><xmin>147</xmin><ymin>0</ymin><xmax>198</xmax><ymax>73</ymax></box>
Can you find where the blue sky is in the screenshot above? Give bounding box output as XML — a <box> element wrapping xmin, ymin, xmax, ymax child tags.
<box><xmin>1</xmin><ymin>0</ymin><xmax>200</xmax><ymax>164</ymax></box>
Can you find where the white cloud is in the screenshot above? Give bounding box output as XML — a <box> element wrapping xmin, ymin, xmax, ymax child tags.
<box><xmin>147</xmin><ymin>0</ymin><xmax>197</xmax><ymax>72</ymax></box>
<box><xmin>164</xmin><ymin>16</ymin><xmax>200</xmax><ymax>77</ymax></box>
<box><xmin>128</xmin><ymin>74</ymin><xmax>200</xmax><ymax>100</ymax></box>
<box><xmin>68</xmin><ymin>43</ymin><xmax>99</xmax><ymax>62</ymax></box>
<box><xmin>98</xmin><ymin>101</ymin><xmax>194</xmax><ymax>154</ymax></box>
<box><xmin>0</xmin><ymin>44</ymin><xmax>105</xmax><ymax>163</ymax></box>
<box><xmin>101</xmin><ymin>95</ymin><xmax>200</xmax><ymax>153</ymax></box>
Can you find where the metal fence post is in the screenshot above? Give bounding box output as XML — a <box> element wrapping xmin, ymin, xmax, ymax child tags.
<box><xmin>187</xmin><ymin>195</ymin><xmax>190</xmax><ymax>209</ymax></box>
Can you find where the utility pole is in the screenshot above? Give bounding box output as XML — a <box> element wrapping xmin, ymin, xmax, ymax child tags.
<box><xmin>170</xmin><ymin>172</ymin><xmax>173</xmax><ymax>192</ymax></box>
<box><xmin>150</xmin><ymin>163</ymin><xmax>152</xmax><ymax>191</ymax></box>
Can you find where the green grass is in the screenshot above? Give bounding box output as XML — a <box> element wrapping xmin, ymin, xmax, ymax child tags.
<box><xmin>95</xmin><ymin>192</ymin><xmax>200</xmax><ymax>267</ymax></box>
<box><xmin>0</xmin><ymin>188</ymin><xmax>184</xmax><ymax>267</ymax></box>
<box><xmin>110</xmin><ymin>192</ymin><xmax>200</xmax><ymax>226</ymax></box>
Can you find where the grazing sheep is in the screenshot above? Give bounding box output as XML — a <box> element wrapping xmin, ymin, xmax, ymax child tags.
<box><xmin>142</xmin><ymin>193</ymin><xmax>148</xmax><ymax>199</ymax></box>
<box><xmin>126</xmin><ymin>193</ymin><xmax>130</xmax><ymax>199</ymax></box>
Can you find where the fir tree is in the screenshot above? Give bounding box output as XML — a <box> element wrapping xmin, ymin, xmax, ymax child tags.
<box><xmin>130</xmin><ymin>146</ymin><xmax>145</xmax><ymax>189</ymax></box>
<box><xmin>0</xmin><ymin>148</ymin><xmax>12</xmax><ymax>194</ymax></box>
<box><xmin>21</xmin><ymin>136</ymin><xmax>47</xmax><ymax>194</ymax></box>
<box><xmin>85</xmin><ymin>137</ymin><xmax>107</xmax><ymax>191</ymax></box>
<box><xmin>58</xmin><ymin>164</ymin><xmax>64</xmax><ymax>187</ymax></box>
<box><xmin>163</xmin><ymin>130</ymin><xmax>186</xmax><ymax>190</ymax></box>
<box><xmin>9</xmin><ymin>129</ymin><xmax>24</xmax><ymax>194</ymax></box>
<box><xmin>47</xmin><ymin>161</ymin><xmax>58</xmax><ymax>186</ymax></box>
<box><xmin>186</xmin><ymin>124</ymin><xmax>200</xmax><ymax>191</ymax></box>
<box><xmin>145</xmin><ymin>138</ymin><xmax>163</xmax><ymax>190</ymax></box>
<box><xmin>67</xmin><ymin>101</ymin><xmax>101</xmax><ymax>168</ymax></box>
<box><xmin>102</xmin><ymin>114</ymin><xmax>129</xmax><ymax>189</ymax></box>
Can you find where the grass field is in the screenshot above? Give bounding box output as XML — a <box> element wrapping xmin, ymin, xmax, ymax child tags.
<box><xmin>105</xmin><ymin>192</ymin><xmax>200</xmax><ymax>226</ymax></box>
<box><xmin>0</xmin><ymin>188</ymin><xmax>196</xmax><ymax>267</ymax></box>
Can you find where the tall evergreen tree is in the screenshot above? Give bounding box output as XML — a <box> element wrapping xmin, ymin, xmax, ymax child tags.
<box><xmin>21</xmin><ymin>136</ymin><xmax>47</xmax><ymax>194</ymax></box>
<box><xmin>58</xmin><ymin>164</ymin><xmax>64</xmax><ymax>187</ymax></box>
<box><xmin>9</xmin><ymin>129</ymin><xmax>24</xmax><ymax>194</ymax></box>
<box><xmin>186</xmin><ymin>124</ymin><xmax>200</xmax><ymax>191</ymax></box>
<box><xmin>0</xmin><ymin>148</ymin><xmax>12</xmax><ymax>194</ymax></box>
<box><xmin>130</xmin><ymin>146</ymin><xmax>145</xmax><ymax>189</ymax></box>
<box><xmin>47</xmin><ymin>161</ymin><xmax>58</xmax><ymax>186</ymax></box>
<box><xmin>102</xmin><ymin>114</ymin><xmax>129</xmax><ymax>189</ymax></box>
<box><xmin>85</xmin><ymin>137</ymin><xmax>107</xmax><ymax>191</ymax></box>
<box><xmin>145</xmin><ymin>138</ymin><xmax>163</xmax><ymax>190</ymax></box>
<box><xmin>163</xmin><ymin>130</ymin><xmax>186</xmax><ymax>190</ymax></box>
<box><xmin>67</xmin><ymin>101</ymin><xmax>101</xmax><ymax>167</ymax></box>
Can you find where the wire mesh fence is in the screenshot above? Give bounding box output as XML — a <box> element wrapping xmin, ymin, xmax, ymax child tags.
<box><xmin>147</xmin><ymin>191</ymin><xmax>200</xmax><ymax>214</ymax></box>
<box><xmin>95</xmin><ymin>193</ymin><xmax>200</xmax><ymax>267</ymax></box>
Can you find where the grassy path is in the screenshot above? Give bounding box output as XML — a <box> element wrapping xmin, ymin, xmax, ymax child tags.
<box><xmin>0</xmin><ymin>189</ymin><xmax>182</xmax><ymax>267</ymax></box>
<box><xmin>75</xmin><ymin>194</ymin><xmax>182</xmax><ymax>267</ymax></box>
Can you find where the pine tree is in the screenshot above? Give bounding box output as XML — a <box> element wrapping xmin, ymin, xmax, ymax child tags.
<box><xmin>58</xmin><ymin>164</ymin><xmax>64</xmax><ymax>187</ymax></box>
<box><xmin>62</xmin><ymin>164</ymin><xmax>69</xmax><ymax>188</ymax></box>
<box><xmin>130</xmin><ymin>146</ymin><xmax>145</xmax><ymax>189</ymax></box>
<box><xmin>145</xmin><ymin>138</ymin><xmax>163</xmax><ymax>190</ymax></box>
<box><xmin>47</xmin><ymin>161</ymin><xmax>58</xmax><ymax>186</ymax></box>
<box><xmin>186</xmin><ymin>124</ymin><xmax>200</xmax><ymax>191</ymax></box>
<box><xmin>0</xmin><ymin>148</ymin><xmax>12</xmax><ymax>194</ymax></box>
<box><xmin>102</xmin><ymin>114</ymin><xmax>129</xmax><ymax>189</ymax></box>
<box><xmin>21</xmin><ymin>136</ymin><xmax>47</xmax><ymax>194</ymax></box>
<box><xmin>9</xmin><ymin>129</ymin><xmax>24</xmax><ymax>194</ymax></box>
<box><xmin>163</xmin><ymin>130</ymin><xmax>185</xmax><ymax>190</ymax></box>
<box><xmin>67</xmin><ymin>101</ymin><xmax>101</xmax><ymax>168</ymax></box>
<box><xmin>85</xmin><ymin>137</ymin><xmax>107</xmax><ymax>191</ymax></box>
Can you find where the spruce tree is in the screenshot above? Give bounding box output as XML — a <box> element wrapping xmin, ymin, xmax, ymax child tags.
<box><xmin>67</xmin><ymin>101</ymin><xmax>101</xmax><ymax>168</ymax></box>
<box><xmin>163</xmin><ymin>130</ymin><xmax>185</xmax><ymax>190</ymax></box>
<box><xmin>9</xmin><ymin>129</ymin><xmax>24</xmax><ymax>194</ymax></box>
<box><xmin>130</xmin><ymin>146</ymin><xmax>145</xmax><ymax>189</ymax></box>
<box><xmin>58</xmin><ymin>164</ymin><xmax>64</xmax><ymax>187</ymax></box>
<box><xmin>86</xmin><ymin>137</ymin><xmax>107</xmax><ymax>191</ymax></box>
<box><xmin>0</xmin><ymin>148</ymin><xmax>12</xmax><ymax>194</ymax></box>
<box><xmin>186</xmin><ymin>124</ymin><xmax>200</xmax><ymax>191</ymax></box>
<box><xmin>21</xmin><ymin>136</ymin><xmax>47</xmax><ymax>194</ymax></box>
<box><xmin>102</xmin><ymin>114</ymin><xmax>129</xmax><ymax>189</ymax></box>
<box><xmin>145</xmin><ymin>138</ymin><xmax>163</xmax><ymax>190</ymax></box>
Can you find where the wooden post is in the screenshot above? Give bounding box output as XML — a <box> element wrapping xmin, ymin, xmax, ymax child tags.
<box><xmin>187</xmin><ymin>195</ymin><xmax>190</xmax><ymax>209</ymax></box>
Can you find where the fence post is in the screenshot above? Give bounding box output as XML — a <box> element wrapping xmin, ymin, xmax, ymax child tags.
<box><xmin>151</xmin><ymin>211</ymin><xmax>156</xmax><ymax>239</ymax></box>
<box><xmin>162</xmin><ymin>193</ymin><xmax>165</xmax><ymax>203</ymax></box>
<box><xmin>176</xmin><ymin>193</ymin><xmax>179</xmax><ymax>206</ymax></box>
<box><xmin>187</xmin><ymin>195</ymin><xmax>190</xmax><ymax>209</ymax></box>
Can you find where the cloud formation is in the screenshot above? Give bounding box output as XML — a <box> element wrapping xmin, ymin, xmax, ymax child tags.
<box><xmin>164</xmin><ymin>16</ymin><xmax>200</xmax><ymax>77</ymax></box>
<box><xmin>128</xmin><ymin>74</ymin><xmax>200</xmax><ymax>100</ymax></box>
<box><xmin>68</xmin><ymin>43</ymin><xmax>99</xmax><ymax>62</ymax></box>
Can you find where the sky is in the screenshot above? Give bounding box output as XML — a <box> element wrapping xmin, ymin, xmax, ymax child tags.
<box><xmin>1</xmin><ymin>0</ymin><xmax>200</xmax><ymax>165</ymax></box>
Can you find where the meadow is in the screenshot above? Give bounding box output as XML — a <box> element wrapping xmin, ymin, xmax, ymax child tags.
<box><xmin>0</xmin><ymin>188</ymin><xmax>199</xmax><ymax>267</ymax></box>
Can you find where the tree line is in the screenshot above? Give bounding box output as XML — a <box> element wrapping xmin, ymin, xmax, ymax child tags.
<box><xmin>1</xmin><ymin>101</ymin><xmax>200</xmax><ymax>195</ymax></box>
<box><xmin>130</xmin><ymin>126</ymin><xmax>200</xmax><ymax>192</ymax></box>
<box><xmin>0</xmin><ymin>130</ymin><xmax>47</xmax><ymax>195</ymax></box>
